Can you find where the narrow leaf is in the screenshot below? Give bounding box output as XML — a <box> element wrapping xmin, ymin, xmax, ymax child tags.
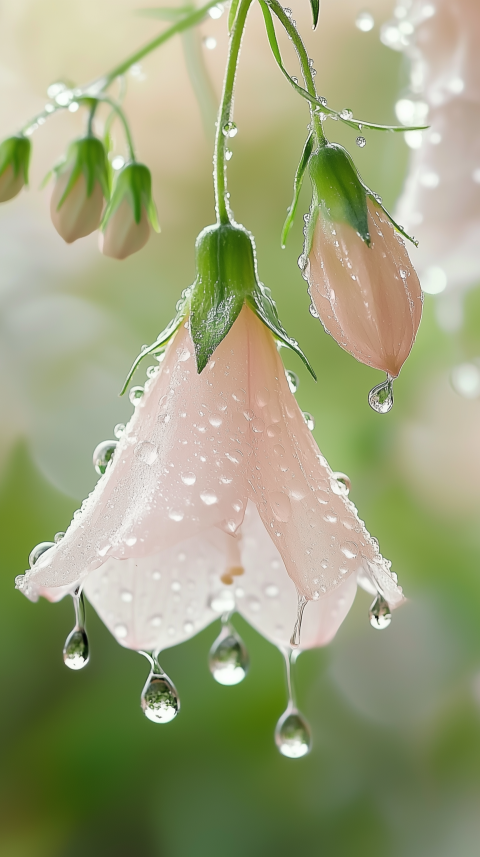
<box><xmin>228</xmin><ymin>0</ymin><xmax>240</xmax><ymax>31</ymax></box>
<box><xmin>259</xmin><ymin>0</ymin><xmax>283</xmax><ymax>65</ymax></box>
<box><xmin>281</xmin><ymin>132</ymin><xmax>314</xmax><ymax>248</ymax></box>
<box><xmin>248</xmin><ymin>285</ymin><xmax>316</xmax><ymax>381</ymax></box>
<box><xmin>309</xmin><ymin>0</ymin><xmax>320</xmax><ymax>29</ymax></box>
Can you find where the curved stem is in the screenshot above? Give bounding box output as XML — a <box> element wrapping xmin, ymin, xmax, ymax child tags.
<box><xmin>214</xmin><ymin>0</ymin><xmax>253</xmax><ymax>225</ymax></box>
<box><xmin>267</xmin><ymin>0</ymin><xmax>324</xmax><ymax>144</ymax></box>
<box><xmin>87</xmin><ymin>95</ymin><xmax>136</xmax><ymax>160</ymax></box>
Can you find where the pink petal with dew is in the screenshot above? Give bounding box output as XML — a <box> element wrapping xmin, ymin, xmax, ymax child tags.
<box><xmin>19</xmin><ymin>306</ymin><xmax>401</xmax><ymax>612</ymax></box>
<box><xmin>306</xmin><ymin>199</ymin><xmax>422</xmax><ymax>378</ymax></box>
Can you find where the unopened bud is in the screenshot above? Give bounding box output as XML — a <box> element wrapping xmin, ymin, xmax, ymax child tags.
<box><xmin>50</xmin><ymin>137</ymin><xmax>109</xmax><ymax>243</ymax></box>
<box><xmin>0</xmin><ymin>135</ymin><xmax>31</xmax><ymax>203</ymax></box>
<box><xmin>100</xmin><ymin>162</ymin><xmax>159</xmax><ymax>260</ymax></box>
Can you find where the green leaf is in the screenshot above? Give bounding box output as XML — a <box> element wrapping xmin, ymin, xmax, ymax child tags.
<box><xmin>0</xmin><ymin>135</ymin><xmax>31</xmax><ymax>184</ymax></box>
<box><xmin>309</xmin><ymin>0</ymin><xmax>320</xmax><ymax>29</ymax></box>
<box><xmin>247</xmin><ymin>284</ymin><xmax>316</xmax><ymax>381</ymax></box>
<box><xmin>119</xmin><ymin>293</ymin><xmax>190</xmax><ymax>395</ymax></box>
<box><xmin>190</xmin><ymin>224</ymin><xmax>255</xmax><ymax>373</ymax></box>
<box><xmin>228</xmin><ymin>0</ymin><xmax>240</xmax><ymax>31</ymax></box>
<box><xmin>54</xmin><ymin>137</ymin><xmax>110</xmax><ymax>210</ymax></box>
<box><xmin>259</xmin><ymin>0</ymin><xmax>283</xmax><ymax>66</ymax></box>
<box><xmin>281</xmin><ymin>132</ymin><xmax>314</xmax><ymax>248</ymax></box>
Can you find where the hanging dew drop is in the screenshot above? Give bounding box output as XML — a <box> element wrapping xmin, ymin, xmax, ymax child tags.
<box><xmin>63</xmin><ymin>590</ymin><xmax>89</xmax><ymax>670</ymax></box>
<box><xmin>92</xmin><ymin>440</ymin><xmax>117</xmax><ymax>475</ymax></box>
<box><xmin>369</xmin><ymin>594</ymin><xmax>392</xmax><ymax>630</ymax></box>
<box><xmin>285</xmin><ymin>370</ymin><xmax>299</xmax><ymax>393</ymax></box>
<box><xmin>209</xmin><ymin>623</ymin><xmax>249</xmax><ymax>685</ymax></box>
<box><xmin>356</xmin><ymin>136</ymin><xmax>367</xmax><ymax>147</ymax></box>
<box><xmin>222</xmin><ymin>121</ymin><xmax>237</xmax><ymax>138</ymax></box>
<box><xmin>140</xmin><ymin>653</ymin><xmax>180</xmax><ymax>723</ymax></box>
<box><xmin>368</xmin><ymin>376</ymin><xmax>394</xmax><ymax>414</ymax></box>
<box><xmin>129</xmin><ymin>386</ymin><xmax>144</xmax><ymax>405</ymax></box>
<box><xmin>275</xmin><ymin>706</ymin><xmax>311</xmax><ymax>758</ymax></box>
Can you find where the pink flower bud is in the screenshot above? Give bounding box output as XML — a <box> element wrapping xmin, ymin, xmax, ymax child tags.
<box><xmin>50</xmin><ymin>171</ymin><xmax>105</xmax><ymax>243</ymax></box>
<box><xmin>99</xmin><ymin>199</ymin><xmax>150</xmax><ymax>260</ymax></box>
<box><xmin>0</xmin><ymin>163</ymin><xmax>26</xmax><ymax>203</ymax></box>
<box><xmin>0</xmin><ymin>135</ymin><xmax>31</xmax><ymax>202</ymax></box>
<box><xmin>306</xmin><ymin>198</ymin><xmax>423</xmax><ymax>378</ymax></box>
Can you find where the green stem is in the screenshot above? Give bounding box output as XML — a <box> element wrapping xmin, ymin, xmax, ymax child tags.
<box><xmin>214</xmin><ymin>0</ymin><xmax>253</xmax><ymax>225</ymax></box>
<box><xmin>267</xmin><ymin>0</ymin><xmax>324</xmax><ymax>144</ymax></box>
<box><xmin>85</xmin><ymin>95</ymin><xmax>136</xmax><ymax>160</ymax></box>
<box><xmin>87</xmin><ymin>0</ymin><xmax>222</xmax><ymax>93</ymax></box>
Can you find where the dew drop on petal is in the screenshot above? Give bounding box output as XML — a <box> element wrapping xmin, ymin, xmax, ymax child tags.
<box><xmin>181</xmin><ymin>472</ymin><xmax>196</xmax><ymax>485</ymax></box>
<box><xmin>114</xmin><ymin>423</ymin><xmax>126</xmax><ymax>439</ymax></box>
<box><xmin>134</xmin><ymin>441</ymin><xmax>158</xmax><ymax>465</ymax></box>
<box><xmin>93</xmin><ymin>440</ymin><xmax>118</xmax><ymax>475</ymax></box>
<box><xmin>302</xmin><ymin>412</ymin><xmax>315</xmax><ymax>430</ymax></box>
<box><xmin>168</xmin><ymin>510</ymin><xmax>184</xmax><ymax>522</ymax></box>
<box><xmin>200</xmin><ymin>490</ymin><xmax>218</xmax><ymax>506</ymax></box>
<box><xmin>29</xmin><ymin>541</ymin><xmax>55</xmax><ymax>568</ymax></box>
<box><xmin>285</xmin><ymin>370</ymin><xmax>299</xmax><ymax>393</ymax></box>
<box><xmin>129</xmin><ymin>386</ymin><xmax>144</xmax><ymax>405</ymax></box>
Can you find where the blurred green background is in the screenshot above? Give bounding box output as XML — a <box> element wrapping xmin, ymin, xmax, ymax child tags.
<box><xmin>2</xmin><ymin>0</ymin><xmax>480</xmax><ymax>854</ymax></box>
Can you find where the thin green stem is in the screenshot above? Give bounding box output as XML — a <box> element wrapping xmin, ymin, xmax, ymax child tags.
<box><xmin>86</xmin><ymin>95</ymin><xmax>136</xmax><ymax>160</ymax></box>
<box><xmin>86</xmin><ymin>99</ymin><xmax>98</xmax><ymax>136</ymax></box>
<box><xmin>267</xmin><ymin>0</ymin><xmax>324</xmax><ymax>144</ymax></box>
<box><xmin>214</xmin><ymin>0</ymin><xmax>253</xmax><ymax>224</ymax></box>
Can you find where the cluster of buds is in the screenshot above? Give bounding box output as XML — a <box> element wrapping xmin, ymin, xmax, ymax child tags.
<box><xmin>0</xmin><ymin>107</ymin><xmax>159</xmax><ymax>260</ymax></box>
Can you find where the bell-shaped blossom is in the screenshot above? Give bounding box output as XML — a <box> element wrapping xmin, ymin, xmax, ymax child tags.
<box><xmin>384</xmin><ymin>0</ymin><xmax>480</xmax><ymax>298</ymax></box>
<box><xmin>304</xmin><ymin>143</ymin><xmax>423</xmax><ymax>378</ymax></box>
<box><xmin>100</xmin><ymin>162</ymin><xmax>159</xmax><ymax>260</ymax></box>
<box><xmin>0</xmin><ymin>135</ymin><xmax>31</xmax><ymax>203</ymax></box>
<box><xmin>16</xmin><ymin>305</ymin><xmax>403</xmax><ymax>652</ymax></box>
<box><xmin>50</xmin><ymin>137</ymin><xmax>109</xmax><ymax>243</ymax></box>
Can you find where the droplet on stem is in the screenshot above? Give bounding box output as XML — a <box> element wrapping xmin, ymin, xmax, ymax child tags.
<box><xmin>140</xmin><ymin>652</ymin><xmax>180</xmax><ymax>723</ymax></box>
<box><xmin>209</xmin><ymin>620</ymin><xmax>249</xmax><ymax>685</ymax></box>
<box><xmin>368</xmin><ymin>375</ymin><xmax>394</xmax><ymax>414</ymax></box>
<box><xmin>369</xmin><ymin>593</ymin><xmax>392</xmax><ymax>630</ymax></box>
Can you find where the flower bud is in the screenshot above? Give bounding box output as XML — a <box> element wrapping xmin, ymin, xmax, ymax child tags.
<box><xmin>50</xmin><ymin>137</ymin><xmax>109</xmax><ymax>243</ymax></box>
<box><xmin>100</xmin><ymin>163</ymin><xmax>159</xmax><ymax>260</ymax></box>
<box><xmin>0</xmin><ymin>135</ymin><xmax>31</xmax><ymax>202</ymax></box>
<box><xmin>304</xmin><ymin>143</ymin><xmax>422</xmax><ymax>378</ymax></box>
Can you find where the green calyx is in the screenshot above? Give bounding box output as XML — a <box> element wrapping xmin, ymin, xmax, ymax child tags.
<box><xmin>0</xmin><ymin>135</ymin><xmax>31</xmax><ymax>184</ymax></box>
<box><xmin>305</xmin><ymin>142</ymin><xmax>370</xmax><ymax>253</ymax></box>
<box><xmin>54</xmin><ymin>137</ymin><xmax>110</xmax><ymax>210</ymax></box>
<box><xmin>101</xmin><ymin>162</ymin><xmax>160</xmax><ymax>232</ymax></box>
<box><xmin>190</xmin><ymin>222</ymin><xmax>316</xmax><ymax>377</ymax></box>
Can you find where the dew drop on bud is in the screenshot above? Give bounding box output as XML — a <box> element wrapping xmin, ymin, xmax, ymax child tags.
<box><xmin>302</xmin><ymin>412</ymin><xmax>315</xmax><ymax>431</ymax></box>
<box><xmin>114</xmin><ymin>423</ymin><xmax>126</xmax><ymax>439</ymax></box>
<box><xmin>129</xmin><ymin>386</ymin><xmax>144</xmax><ymax>405</ymax></box>
<box><xmin>209</xmin><ymin>624</ymin><xmax>249</xmax><ymax>685</ymax></box>
<box><xmin>368</xmin><ymin>376</ymin><xmax>394</xmax><ymax>413</ymax></box>
<box><xmin>285</xmin><ymin>370</ymin><xmax>299</xmax><ymax>394</ymax></box>
<box><xmin>29</xmin><ymin>541</ymin><xmax>55</xmax><ymax>568</ymax></box>
<box><xmin>140</xmin><ymin>654</ymin><xmax>180</xmax><ymax>723</ymax></box>
<box><xmin>356</xmin><ymin>136</ymin><xmax>367</xmax><ymax>147</ymax></box>
<box><xmin>275</xmin><ymin>706</ymin><xmax>311</xmax><ymax>758</ymax></box>
<box><xmin>331</xmin><ymin>471</ymin><xmax>351</xmax><ymax>494</ymax></box>
<box><xmin>222</xmin><ymin>121</ymin><xmax>237</xmax><ymax>138</ymax></box>
<box><xmin>92</xmin><ymin>440</ymin><xmax>118</xmax><ymax>475</ymax></box>
<box><xmin>369</xmin><ymin>594</ymin><xmax>392</xmax><ymax>630</ymax></box>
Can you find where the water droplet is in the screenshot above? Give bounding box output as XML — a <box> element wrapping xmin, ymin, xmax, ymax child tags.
<box><xmin>134</xmin><ymin>440</ymin><xmax>158</xmax><ymax>465</ymax></box>
<box><xmin>114</xmin><ymin>423</ymin><xmax>126</xmax><ymax>439</ymax></box>
<box><xmin>114</xmin><ymin>623</ymin><xmax>128</xmax><ymax>639</ymax></box>
<box><xmin>290</xmin><ymin>593</ymin><xmax>308</xmax><ymax>647</ymax></box>
<box><xmin>368</xmin><ymin>376</ymin><xmax>394</xmax><ymax>414</ymax></box>
<box><xmin>209</xmin><ymin>589</ymin><xmax>236</xmax><ymax>614</ymax></box>
<box><xmin>203</xmin><ymin>35</ymin><xmax>217</xmax><ymax>49</ymax></box>
<box><xmin>355</xmin><ymin>10</ymin><xmax>374</xmax><ymax>31</ymax></box>
<box><xmin>140</xmin><ymin>654</ymin><xmax>180</xmax><ymax>723</ymax></box>
<box><xmin>181</xmin><ymin>472</ymin><xmax>196</xmax><ymax>485</ymax></box>
<box><xmin>369</xmin><ymin>594</ymin><xmax>391</xmax><ymax>630</ymax></box>
<box><xmin>285</xmin><ymin>370</ymin><xmax>299</xmax><ymax>393</ymax></box>
<box><xmin>93</xmin><ymin>440</ymin><xmax>117</xmax><ymax>475</ymax></box>
<box><xmin>63</xmin><ymin>591</ymin><xmax>89</xmax><ymax>670</ymax></box>
<box><xmin>225</xmin><ymin>149</ymin><xmax>233</xmax><ymax>160</ymax></box>
<box><xmin>356</xmin><ymin>136</ymin><xmax>367</xmax><ymax>148</ymax></box>
<box><xmin>209</xmin><ymin>623</ymin><xmax>249</xmax><ymax>685</ymax></box>
<box><xmin>168</xmin><ymin>509</ymin><xmax>184</xmax><ymax>522</ymax></box>
<box><xmin>200</xmin><ymin>490</ymin><xmax>218</xmax><ymax>506</ymax></box>
<box><xmin>208</xmin><ymin>3</ymin><xmax>224</xmax><ymax>18</ymax></box>
<box><xmin>222</xmin><ymin>121</ymin><xmax>237</xmax><ymax>138</ymax></box>
<box><xmin>275</xmin><ymin>706</ymin><xmax>311</xmax><ymax>758</ymax></box>
<box><xmin>29</xmin><ymin>541</ymin><xmax>54</xmax><ymax>568</ymax></box>
<box><xmin>292</xmin><ymin>76</ymin><xmax>298</xmax><ymax>84</ymax></box>
<box><xmin>129</xmin><ymin>386</ymin><xmax>144</xmax><ymax>405</ymax></box>
<box><xmin>284</xmin><ymin>7</ymin><xmax>292</xmax><ymax>15</ymax></box>
<box><xmin>309</xmin><ymin>303</ymin><xmax>319</xmax><ymax>318</ymax></box>
<box><xmin>331</xmin><ymin>471</ymin><xmax>351</xmax><ymax>494</ymax></box>
<box><xmin>120</xmin><ymin>589</ymin><xmax>133</xmax><ymax>603</ymax></box>
<box><xmin>264</xmin><ymin>583</ymin><xmax>279</xmax><ymax>598</ymax></box>
<box><xmin>302</xmin><ymin>411</ymin><xmax>315</xmax><ymax>430</ymax></box>
<box><xmin>269</xmin><ymin>491</ymin><xmax>291</xmax><ymax>522</ymax></box>
<box><xmin>340</xmin><ymin>108</ymin><xmax>353</xmax><ymax>120</ymax></box>
<box><xmin>341</xmin><ymin>541</ymin><xmax>358</xmax><ymax>559</ymax></box>
<box><xmin>54</xmin><ymin>531</ymin><xmax>65</xmax><ymax>543</ymax></box>
<box><xmin>146</xmin><ymin>365</ymin><xmax>159</xmax><ymax>379</ymax></box>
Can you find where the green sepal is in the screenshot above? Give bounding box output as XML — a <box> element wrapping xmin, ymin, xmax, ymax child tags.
<box><xmin>119</xmin><ymin>289</ymin><xmax>191</xmax><ymax>395</ymax></box>
<box><xmin>306</xmin><ymin>142</ymin><xmax>370</xmax><ymax>253</ymax></box>
<box><xmin>190</xmin><ymin>223</ymin><xmax>253</xmax><ymax>373</ymax></box>
<box><xmin>102</xmin><ymin>162</ymin><xmax>160</xmax><ymax>232</ymax></box>
<box><xmin>281</xmin><ymin>132</ymin><xmax>314</xmax><ymax>248</ymax></box>
<box><xmin>0</xmin><ymin>135</ymin><xmax>31</xmax><ymax>185</ymax></box>
<box><xmin>54</xmin><ymin>137</ymin><xmax>110</xmax><ymax>210</ymax></box>
<box><xmin>190</xmin><ymin>222</ymin><xmax>316</xmax><ymax>379</ymax></box>
<box><xmin>309</xmin><ymin>0</ymin><xmax>320</xmax><ymax>29</ymax></box>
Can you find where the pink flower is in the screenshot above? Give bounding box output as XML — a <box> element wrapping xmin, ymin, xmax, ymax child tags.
<box><xmin>17</xmin><ymin>305</ymin><xmax>403</xmax><ymax>652</ymax></box>
<box><xmin>306</xmin><ymin>196</ymin><xmax>423</xmax><ymax>378</ymax></box>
